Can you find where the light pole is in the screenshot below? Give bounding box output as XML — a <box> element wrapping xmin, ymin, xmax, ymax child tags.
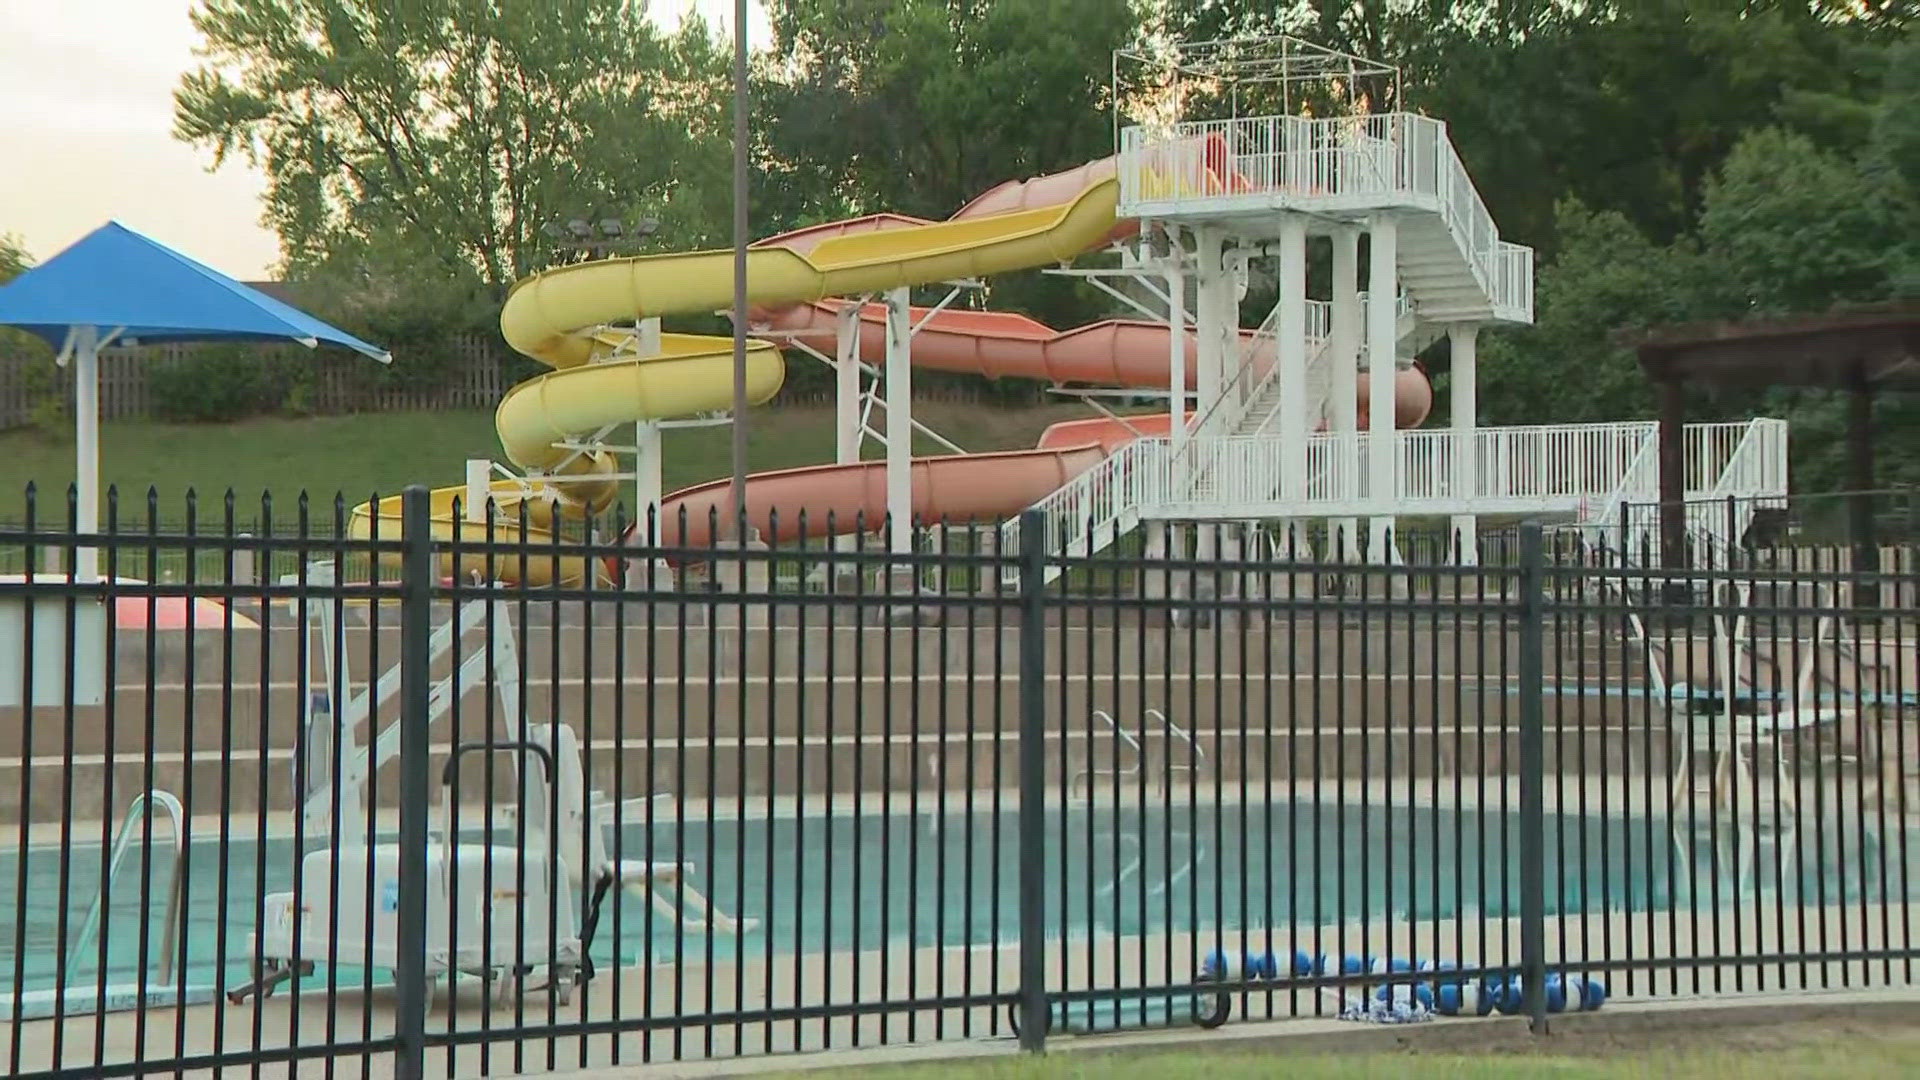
<box><xmin>729</xmin><ymin>0</ymin><xmax>751</xmax><ymax>539</ymax></box>
<box><xmin>539</xmin><ymin>214</ymin><xmax>658</xmax><ymax>264</ymax></box>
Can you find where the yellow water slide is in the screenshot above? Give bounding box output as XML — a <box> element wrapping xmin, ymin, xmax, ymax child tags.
<box><xmin>352</xmin><ymin>170</ymin><xmax>1127</xmax><ymax>584</ymax></box>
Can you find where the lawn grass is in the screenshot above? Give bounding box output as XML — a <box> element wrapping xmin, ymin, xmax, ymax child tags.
<box><xmin>784</xmin><ymin>1037</ymin><xmax>1920</xmax><ymax>1079</ymax></box>
<box><xmin>0</xmin><ymin>400</ymin><xmax>1105</xmax><ymax>524</ymax></box>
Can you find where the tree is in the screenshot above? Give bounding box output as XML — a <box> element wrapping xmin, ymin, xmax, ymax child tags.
<box><xmin>175</xmin><ymin>0</ymin><xmax>732</xmax><ymax>289</ymax></box>
<box><xmin>760</xmin><ymin>0</ymin><xmax>1138</xmax><ymax>328</ymax></box>
<box><xmin>1870</xmin><ymin>32</ymin><xmax>1920</xmax><ymax>295</ymax></box>
<box><xmin>0</xmin><ymin>233</ymin><xmax>60</xmax><ymax>436</ymax></box>
<box><xmin>1477</xmin><ymin>200</ymin><xmax>1709</xmax><ymax>426</ymax></box>
<box><xmin>1696</xmin><ymin>128</ymin><xmax>1903</xmax><ymax>315</ymax></box>
<box><xmin>1165</xmin><ymin>2</ymin><xmax>1899</xmax><ymax>255</ymax></box>
<box><xmin>763</xmin><ymin>0</ymin><xmax>1135</xmax><ymax>218</ymax></box>
<box><xmin>0</xmin><ymin>233</ymin><xmax>27</xmax><ymax>284</ymax></box>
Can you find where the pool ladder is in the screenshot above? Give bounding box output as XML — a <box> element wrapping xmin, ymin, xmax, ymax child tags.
<box><xmin>1072</xmin><ymin>710</ymin><xmax>1211</xmax><ymax>932</ymax></box>
<box><xmin>66</xmin><ymin>789</ymin><xmax>187</xmax><ymax>985</ymax></box>
<box><xmin>1070</xmin><ymin>709</ymin><xmax>1208</xmax><ymax>802</ymax></box>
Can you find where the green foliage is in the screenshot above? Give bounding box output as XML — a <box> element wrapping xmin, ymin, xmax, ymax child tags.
<box><xmin>1696</xmin><ymin>128</ymin><xmax>1904</xmax><ymax>314</ymax></box>
<box><xmin>283</xmin><ymin>228</ymin><xmax>504</xmax><ymax>393</ymax></box>
<box><xmin>1479</xmin><ymin>201</ymin><xmax>1705</xmax><ymax>426</ymax></box>
<box><xmin>760</xmin><ymin>0</ymin><xmax>1134</xmax><ymax>326</ymax></box>
<box><xmin>1489</xmin><ymin>110</ymin><xmax>1920</xmax><ymax>490</ymax></box>
<box><xmin>1871</xmin><ymin>33</ymin><xmax>1920</xmax><ymax>295</ymax></box>
<box><xmin>763</xmin><ymin>0</ymin><xmax>1133</xmax><ymax>218</ymax></box>
<box><xmin>0</xmin><ymin>233</ymin><xmax>28</xmax><ymax>283</ymax></box>
<box><xmin>175</xmin><ymin>0</ymin><xmax>729</xmax><ymax>286</ymax></box>
<box><xmin>148</xmin><ymin>343</ymin><xmax>296</xmax><ymax>422</ymax></box>
<box><xmin>1</xmin><ymin>234</ymin><xmax>64</xmax><ymax>439</ymax></box>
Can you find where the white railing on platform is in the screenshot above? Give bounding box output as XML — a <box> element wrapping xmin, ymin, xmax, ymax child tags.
<box><xmin>1161</xmin><ymin>421</ymin><xmax>1661</xmax><ymax>514</ymax></box>
<box><xmin>1118</xmin><ymin>112</ymin><xmax>1534</xmax><ymax>324</ymax></box>
<box><xmin>1004</xmin><ymin>417</ymin><xmax>1786</xmax><ymax>569</ymax></box>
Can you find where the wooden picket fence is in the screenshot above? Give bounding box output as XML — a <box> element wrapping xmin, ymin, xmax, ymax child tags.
<box><xmin>0</xmin><ymin>343</ymin><xmax>1018</xmax><ymax>431</ymax></box>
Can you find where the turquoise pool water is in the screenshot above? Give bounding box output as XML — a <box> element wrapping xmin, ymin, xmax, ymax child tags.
<box><xmin>1</xmin><ymin>797</ymin><xmax>1909</xmax><ymax>1013</ymax></box>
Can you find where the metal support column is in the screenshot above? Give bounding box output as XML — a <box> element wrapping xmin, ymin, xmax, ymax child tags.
<box><xmin>634</xmin><ymin>317</ymin><xmax>664</xmax><ymax>536</ymax></box>
<box><xmin>885</xmin><ymin>286</ymin><xmax>913</xmax><ymax>555</ymax></box>
<box><xmin>1517</xmin><ymin>523</ymin><xmax>1548</xmax><ymax>1033</ymax></box>
<box><xmin>1016</xmin><ymin>508</ymin><xmax>1049</xmax><ymax>1051</ymax></box>
<box><xmin>1165</xmin><ymin>231</ymin><xmax>1189</xmax><ymax>461</ymax></box>
<box><xmin>394</xmin><ymin>486</ymin><xmax>433</xmax><ymax>1080</ymax></box>
<box><xmin>1276</xmin><ymin>214</ymin><xmax>1309</xmax><ymax>506</ymax></box>
<box><xmin>1365</xmin><ymin>215</ymin><xmax>1399</xmax><ymax>562</ymax></box>
<box><xmin>835</xmin><ymin>303</ymin><xmax>863</xmax><ymax>552</ymax></box>
<box><xmin>1194</xmin><ymin>229</ymin><xmax>1227</xmax><ymax>437</ymax></box>
<box><xmin>1330</xmin><ymin>227</ymin><xmax>1361</xmax><ymax>561</ymax></box>
<box><xmin>1449</xmin><ymin>323</ymin><xmax>1479</xmax><ymax>565</ymax></box>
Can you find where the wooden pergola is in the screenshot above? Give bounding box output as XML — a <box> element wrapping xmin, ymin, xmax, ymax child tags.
<box><xmin>1628</xmin><ymin>301</ymin><xmax>1920</xmax><ymax>570</ymax></box>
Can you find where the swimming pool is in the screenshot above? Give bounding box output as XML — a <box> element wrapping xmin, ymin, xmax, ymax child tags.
<box><xmin>2</xmin><ymin>794</ymin><xmax>1909</xmax><ymax>1013</ymax></box>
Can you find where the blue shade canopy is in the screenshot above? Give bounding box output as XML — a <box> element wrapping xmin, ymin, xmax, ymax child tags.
<box><xmin>0</xmin><ymin>220</ymin><xmax>389</xmax><ymax>361</ymax></box>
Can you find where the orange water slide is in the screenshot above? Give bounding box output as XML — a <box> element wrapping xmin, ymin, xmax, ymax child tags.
<box><xmin>754</xmin><ymin>299</ymin><xmax>1434</xmax><ymax>425</ymax></box>
<box><xmin>658</xmin><ymin>444</ymin><xmax>1109</xmax><ymax>547</ymax></box>
<box><xmin>645</xmin><ymin>145</ymin><xmax>1430</xmax><ymax>550</ymax></box>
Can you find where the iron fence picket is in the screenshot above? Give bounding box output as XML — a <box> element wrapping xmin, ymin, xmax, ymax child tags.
<box><xmin>1</xmin><ymin>490</ymin><xmax>1918</xmax><ymax>1076</ymax></box>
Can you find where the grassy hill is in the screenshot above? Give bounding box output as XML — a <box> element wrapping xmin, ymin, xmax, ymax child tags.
<box><xmin>0</xmin><ymin>401</ymin><xmax>1108</xmax><ymax>525</ymax></box>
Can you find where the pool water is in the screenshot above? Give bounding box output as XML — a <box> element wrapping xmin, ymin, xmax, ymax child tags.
<box><xmin>1</xmin><ymin>797</ymin><xmax>1910</xmax><ymax>1008</ymax></box>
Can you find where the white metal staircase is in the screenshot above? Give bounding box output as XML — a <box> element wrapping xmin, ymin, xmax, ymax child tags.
<box><xmin>1005</xmin><ymin>419</ymin><xmax>1788</xmax><ymax>581</ymax></box>
<box><xmin>1578</xmin><ymin>418</ymin><xmax>1790</xmax><ymax>566</ymax></box>
<box><xmin>1232</xmin><ymin>294</ymin><xmax>1428</xmax><ymax>439</ymax></box>
<box><xmin>997</xmin><ymin>111</ymin><xmax>1789</xmax><ymax>577</ymax></box>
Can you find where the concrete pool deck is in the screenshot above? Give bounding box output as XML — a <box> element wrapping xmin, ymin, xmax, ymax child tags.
<box><xmin>4</xmin><ymin>898</ymin><xmax>1916</xmax><ymax>1077</ymax></box>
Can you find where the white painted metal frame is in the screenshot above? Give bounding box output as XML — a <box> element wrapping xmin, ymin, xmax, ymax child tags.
<box><xmin>1116</xmin><ymin>112</ymin><xmax>1535</xmax><ymax>325</ymax></box>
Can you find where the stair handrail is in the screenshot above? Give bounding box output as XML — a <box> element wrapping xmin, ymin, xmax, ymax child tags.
<box><xmin>1143</xmin><ymin>708</ymin><xmax>1209</xmax><ymax>791</ymax></box>
<box><xmin>68</xmin><ymin>789</ymin><xmax>187</xmax><ymax>986</ymax></box>
<box><xmin>997</xmin><ymin>437</ymin><xmax>1160</xmax><ymax>580</ymax></box>
<box><xmin>1187</xmin><ymin>296</ymin><xmax>1290</xmax><ymax>442</ymax></box>
<box><xmin>1688</xmin><ymin>418</ymin><xmax>1790</xmax><ymax>560</ymax></box>
<box><xmin>1069</xmin><ymin>710</ymin><xmax>1144</xmax><ymax>802</ymax></box>
<box><xmin>1581</xmin><ymin>423</ymin><xmax>1662</xmax><ymax>557</ymax></box>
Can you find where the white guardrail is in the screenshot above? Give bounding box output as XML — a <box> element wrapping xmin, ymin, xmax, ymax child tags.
<box><xmin>1002</xmin><ymin>419</ymin><xmax>1789</xmax><ymax>569</ymax></box>
<box><xmin>1170</xmin><ymin>421</ymin><xmax>1660</xmax><ymax>511</ymax></box>
<box><xmin>1117</xmin><ymin>113</ymin><xmax>1534</xmax><ymax>323</ymax></box>
<box><xmin>1687</xmin><ymin>418</ymin><xmax>1791</xmax><ymax>552</ymax></box>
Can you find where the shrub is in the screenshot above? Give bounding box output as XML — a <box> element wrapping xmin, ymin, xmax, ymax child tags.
<box><xmin>148</xmin><ymin>343</ymin><xmax>291</xmax><ymax>422</ymax></box>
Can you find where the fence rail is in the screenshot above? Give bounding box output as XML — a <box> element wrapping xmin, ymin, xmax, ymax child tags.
<box><xmin>1</xmin><ymin>488</ymin><xmax>1917</xmax><ymax>1078</ymax></box>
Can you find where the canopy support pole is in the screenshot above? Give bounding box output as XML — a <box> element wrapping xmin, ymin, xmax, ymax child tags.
<box><xmin>74</xmin><ymin>326</ymin><xmax>100</xmax><ymax>582</ymax></box>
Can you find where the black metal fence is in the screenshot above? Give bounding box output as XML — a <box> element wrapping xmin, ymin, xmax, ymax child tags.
<box><xmin>1</xmin><ymin>485</ymin><xmax>1916</xmax><ymax>1078</ymax></box>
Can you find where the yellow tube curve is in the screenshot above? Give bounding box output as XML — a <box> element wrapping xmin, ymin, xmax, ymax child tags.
<box><xmin>351</xmin><ymin>175</ymin><xmax>1126</xmax><ymax>586</ymax></box>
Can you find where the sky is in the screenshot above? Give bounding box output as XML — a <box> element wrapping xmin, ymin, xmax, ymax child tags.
<box><xmin>0</xmin><ymin>0</ymin><xmax>770</xmax><ymax>279</ymax></box>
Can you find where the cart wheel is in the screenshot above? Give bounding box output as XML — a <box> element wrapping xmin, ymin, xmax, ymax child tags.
<box><xmin>1191</xmin><ymin>974</ymin><xmax>1232</xmax><ymax>1029</ymax></box>
<box><xmin>1193</xmin><ymin>990</ymin><xmax>1232</xmax><ymax>1028</ymax></box>
<box><xmin>1007</xmin><ymin>1002</ymin><xmax>1052</xmax><ymax>1038</ymax></box>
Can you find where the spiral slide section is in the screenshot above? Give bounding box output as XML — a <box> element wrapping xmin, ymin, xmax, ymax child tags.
<box><xmin>354</xmin><ymin>148</ymin><xmax>1430</xmax><ymax>583</ymax></box>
